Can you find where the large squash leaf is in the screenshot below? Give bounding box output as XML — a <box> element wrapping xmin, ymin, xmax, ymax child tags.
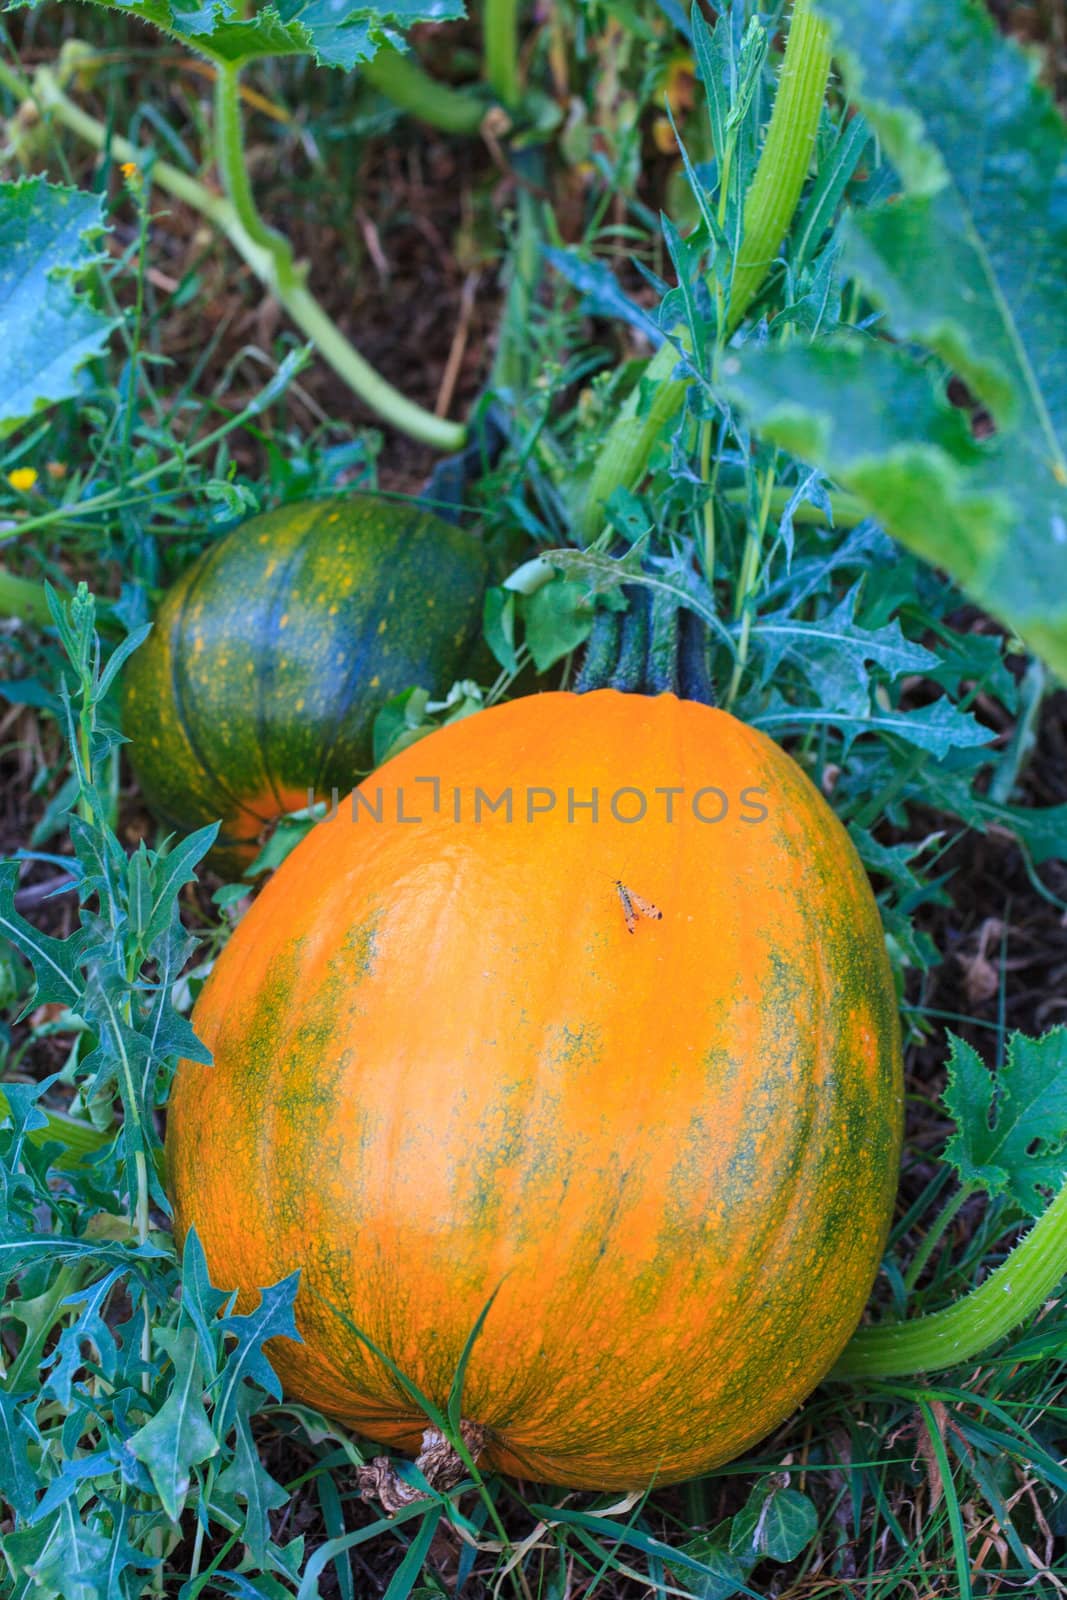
<box><xmin>8</xmin><ymin>0</ymin><xmax>465</xmax><ymax>67</ymax></box>
<box><xmin>723</xmin><ymin>0</ymin><xmax>1067</xmax><ymax>679</ymax></box>
<box><xmin>942</xmin><ymin>1029</ymin><xmax>1067</xmax><ymax>1216</ymax></box>
<box><xmin>0</xmin><ymin>178</ymin><xmax>116</xmax><ymax>438</ymax></box>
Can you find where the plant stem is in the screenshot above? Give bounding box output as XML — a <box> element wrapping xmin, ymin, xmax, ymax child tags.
<box><xmin>725</xmin><ymin>462</ymin><xmax>776</xmax><ymax>707</ymax></box>
<box><xmin>903</xmin><ymin>1183</ymin><xmax>976</xmax><ymax>1294</ymax></box>
<box><xmin>1</xmin><ymin>58</ymin><xmax>465</xmax><ymax>451</ymax></box>
<box><xmin>832</xmin><ymin>1181</ymin><xmax>1067</xmax><ymax>1378</ymax></box>
<box><xmin>483</xmin><ymin>0</ymin><xmax>521</xmax><ymax>109</ymax></box>
<box><xmin>363</xmin><ymin>46</ymin><xmax>486</xmax><ymax>134</ymax></box>
<box><xmin>726</xmin><ymin>0</ymin><xmax>832</xmax><ymax>328</ymax></box>
<box><xmin>213</xmin><ymin>59</ymin><xmax>295</xmax><ymax>274</ymax></box>
<box><xmin>578</xmin><ymin>0</ymin><xmax>832</xmax><ymax>538</ymax></box>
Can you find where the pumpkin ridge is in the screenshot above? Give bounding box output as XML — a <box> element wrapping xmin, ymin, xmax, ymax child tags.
<box><xmin>307</xmin><ymin>503</ymin><xmax>403</xmax><ymax>794</ymax></box>
<box><xmin>168</xmin><ymin>540</ymin><xmax>274</xmax><ymax>830</ymax></box>
<box><xmin>257</xmin><ymin>496</ymin><xmax>338</xmax><ymax>811</ymax></box>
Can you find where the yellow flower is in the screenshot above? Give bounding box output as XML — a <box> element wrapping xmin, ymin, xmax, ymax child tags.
<box><xmin>7</xmin><ymin>467</ymin><xmax>38</xmax><ymax>492</ymax></box>
<box><xmin>120</xmin><ymin>161</ymin><xmax>138</xmax><ymax>179</ymax></box>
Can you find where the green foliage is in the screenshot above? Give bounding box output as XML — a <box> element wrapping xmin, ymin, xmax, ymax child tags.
<box><xmin>729</xmin><ymin>1477</ymin><xmax>818</xmax><ymax>1564</ymax></box>
<box><xmin>725</xmin><ymin>0</ymin><xmax>1067</xmax><ymax>677</ymax></box>
<box><xmin>9</xmin><ymin>0</ymin><xmax>466</xmax><ymax>68</ymax></box>
<box><xmin>943</xmin><ymin>1029</ymin><xmax>1067</xmax><ymax>1215</ymax></box>
<box><xmin>0</xmin><ymin>590</ymin><xmax>309</xmax><ymax>1597</ymax></box>
<box><xmin>3</xmin><ymin>0</ymin><xmax>1067</xmax><ymax>1592</ymax></box>
<box><xmin>0</xmin><ymin>177</ymin><xmax>117</xmax><ymax>438</ymax></box>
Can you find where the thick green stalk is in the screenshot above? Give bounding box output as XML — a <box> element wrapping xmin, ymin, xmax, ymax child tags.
<box><xmin>832</xmin><ymin>1182</ymin><xmax>1067</xmax><ymax>1378</ymax></box>
<box><xmin>2</xmin><ymin>59</ymin><xmax>465</xmax><ymax>451</ymax></box>
<box><xmin>213</xmin><ymin>60</ymin><xmax>295</xmax><ymax>271</ymax></box>
<box><xmin>363</xmin><ymin>46</ymin><xmax>486</xmax><ymax>134</ymax></box>
<box><xmin>483</xmin><ymin>0</ymin><xmax>521</xmax><ymax>109</ymax></box>
<box><xmin>727</xmin><ymin>0</ymin><xmax>832</xmax><ymax>325</ymax></box>
<box><xmin>578</xmin><ymin>0</ymin><xmax>832</xmax><ymax>538</ymax></box>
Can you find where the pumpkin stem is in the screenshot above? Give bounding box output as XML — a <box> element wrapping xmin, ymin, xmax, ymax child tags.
<box><xmin>357</xmin><ymin>1420</ymin><xmax>487</xmax><ymax>1515</ymax></box>
<box><xmin>576</xmin><ymin>584</ymin><xmax>716</xmax><ymax>703</ymax></box>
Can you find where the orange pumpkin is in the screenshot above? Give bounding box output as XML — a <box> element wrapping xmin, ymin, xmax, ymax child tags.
<box><xmin>166</xmin><ymin>690</ymin><xmax>902</xmax><ymax>1488</ymax></box>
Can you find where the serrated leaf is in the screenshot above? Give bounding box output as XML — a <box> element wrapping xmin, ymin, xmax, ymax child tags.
<box><xmin>128</xmin><ymin>1324</ymin><xmax>219</xmax><ymax>1520</ymax></box>
<box><xmin>0</xmin><ymin>862</ymin><xmax>88</xmax><ymax>1011</ymax></box>
<box><xmin>15</xmin><ymin>0</ymin><xmax>466</xmax><ymax>68</ymax></box>
<box><xmin>729</xmin><ymin>0</ymin><xmax>1067</xmax><ymax>679</ymax></box>
<box><xmin>0</xmin><ymin>178</ymin><xmax>117</xmax><ymax>437</ymax></box>
<box><xmin>0</xmin><ymin>1390</ymin><xmax>40</xmax><ymax>1519</ymax></box>
<box><xmin>213</xmin><ymin>1385</ymin><xmax>288</xmax><ymax>1567</ymax></box>
<box><xmin>214</xmin><ymin>1273</ymin><xmax>302</xmax><ymax>1435</ymax></box>
<box><xmin>750</xmin><ymin>582</ymin><xmax>938</xmax><ymax>714</ymax></box>
<box><xmin>543</xmin><ymin>248</ymin><xmax>666</xmax><ymax>346</ymax></box>
<box><xmin>4</xmin><ymin>1501</ymin><xmax>111</xmax><ymax>1600</ymax></box>
<box><xmin>65</xmin><ymin>1496</ymin><xmax>157</xmax><ymax>1597</ymax></box>
<box><xmin>753</xmin><ymin>689</ymin><xmax>992</xmax><ymax>759</ymax></box>
<box><xmin>177</xmin><ymin>1226</ymin><xmax>232</xmax><ymax>1369</ymax></box>
<box><xmin>43</xmin><ymin>1268</ymin><xmax>123</xmax><ymax>1407</ymax></box>
<box><xmin>942</xmin><ymin>1029</ymin><xmax>1067</xmax><ymax>1215</ymax></box>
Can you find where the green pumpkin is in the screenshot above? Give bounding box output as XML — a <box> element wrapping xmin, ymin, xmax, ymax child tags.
<box><xmin>123</xmin><ymin>496</ymin><xmax>489</xmax><ymax>863</ymax></box>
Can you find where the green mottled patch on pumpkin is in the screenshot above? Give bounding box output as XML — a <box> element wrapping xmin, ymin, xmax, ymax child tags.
<box><xmin>546</xmin><ymin>1020</ymin><xmax>602</xmax><ymax>1071</ymax></box>
<box><xmin>342</xmin><ymin>913</ymin><xmax>380</xmax><ymax>984</ymax></box>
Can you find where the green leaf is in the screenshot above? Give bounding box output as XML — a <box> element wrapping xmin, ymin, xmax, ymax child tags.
<box><xmin>213</xmin><ymin>1385</ymin><xmax>288</xmax><ymax>1567</ymax></box>
<box><xmin>942</xmin><ymin>1029</ymin><xmax>1067</xmax><ymax>1216</ymax></box>
<box><xmin>3</xmin><ymin>1502</ymin><xmax>111</xmax><ymax>1600</ymax></box>
<box><xmin>749</xmin><ymin>583</ymin><xmax>938</xmax><ymax>715</ymax></box>
<box><xmin>16</xmin><ymin>0</ymin><xmax>467</xmax><ymax>68</ymax></box>
<box><xmin>0</xmin><ymin>862</ymin><xmax>88</xmax><ymax>1012</ymax></box>
<box><xmin>730</xmin><ymin>1478</ymin><xmax>818</xmax><ymax>1563</ymax></box>
<box><xmin>666</xmin><ymin>1526</ymin><xmax>747</xmax><ymax>1600</ymax></box>
<box><xmin>723</xmin><ymin>340</ymin><xmax>1011</xmax><ymax>583</ymax></box>
<box><xmin>753</xmin><ymin>690</ymin><xmax>992</xmax><ymax>759</ymax></box>
<box><xmin>0</xmin><ymin>178</ymin><xmax>117</xmax><ymax>439</ymax></box>
<box><xmin>482</xmin><ymin>587</ymin><xmax>519</xmax><ymax>675</ymax></box>
<box><xmin>521</xmin><ymin>577</ymin><xmax>595</xmax><ymax>672</ymax></box>
<box><xmin>0</xmin><ymin>1390</ymin><xmax>40</xmax><ymax>1519</ymax></box>
<box><xmin>214</xmin><ymin>1272</ymin><xmax>302</xmax><ymax>1434</ymax></box>
<box><xmin>819</xmin><ymin>0</ymin><xmax>1066</xmax><ymax>424</ymax></box>
<box><xmin>727</xmin><ymin>0</ymin><xmax>1067</xmax><ymax>678</ymax></box>
<box><xmin>128</xmin><ymin>1324</ymin><xmax>219</xmax><ymax>1521</ymax></box>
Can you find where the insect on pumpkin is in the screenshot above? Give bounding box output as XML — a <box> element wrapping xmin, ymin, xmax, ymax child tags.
<box><xmin>615</xmin><ymin>879</ymin><xmax>663</xmax><ymax>934</ymax></box>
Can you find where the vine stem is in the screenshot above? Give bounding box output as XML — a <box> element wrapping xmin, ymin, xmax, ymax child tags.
<box><xmin>213</xmin><ymin>60</ymin><xmax>295</xmax><ymax>273</ymax></box>
<box><xmin>725</xmin><ymin>462</ymin><xmax>776</xmax><ymax>708</ymax></box>
<box><xmin>832</xmin><ymin>1181</ymin><xmax>1067</xmax><ymax>1379</ymax></box>
<box><xmin>362</xmin><ymin>46</ymin><xmax>486</xmax><ymax>134</ymax></box>
<box><xmin>483</xmin><ymin>0</ymin><xmax>521</xmax><ymax>109</ymax></box>
<box><xmin>902</xmin><ymin>1182</ymin><xmax>976</xmax><ymax>1294</ymax></box>
<box><xmin>1</xmin><ymin>58</ymin><xmax>466</xmax><ymax>451</ymax></box>
<box><xmin>577</xmin><ymin>0</ymin><xmax>832</xmax><ymax>538</ymax></box>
